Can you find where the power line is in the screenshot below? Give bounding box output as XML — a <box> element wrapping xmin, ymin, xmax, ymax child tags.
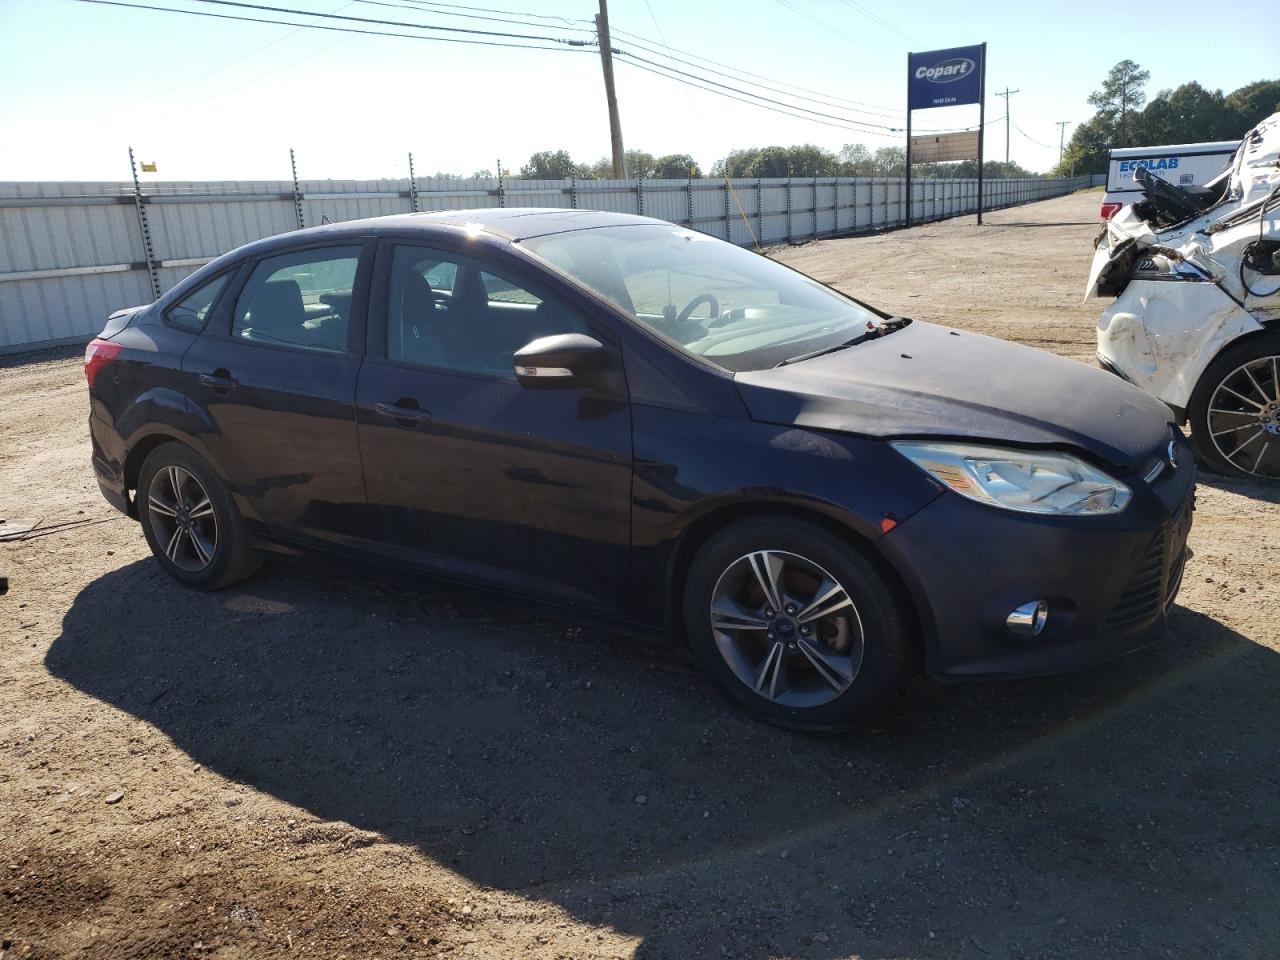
<box><xmin>364</xmin><ymin>0</ymin><xmax>916</xmax><ymax>123</ymax></box>
<box><xmin>616</xmin><ymin>49</ymin><xmax>902</xmax><ymax>133</ymax></box>
<box><xmin>616</xmin><ymin>48</ymin><xmax>987</xmax><ymax>137</ymax></box>
<box><xmin>350</xmin><ymin>0</ymin><xmax>594</xmax><ymax>34</ymax></box>
<box><xmin>770</xmin><ymin>0</ymin><xmax>870</xmax><ymax>50</ymax></box>
<box><xmin>95</xmin><ymin>0</ymin><xmax>357</xmax><ymax>118</ymax></box>
<box><xmin>195</xmin><ymin>34</ymin><xmax>356</xmax><ymax>104</ymax></box>
<box><xmin>69</xmin><ymin>0</ymin><xmax>593</xmax><ymax>51</ymax></box>
<box><xmin>607</xmin><ymin>25</ymin><xmax>905</xmax><ymax>117</ymax></box>
<box><xmin>76</xmin><ymin>0</ymin><xmax>986</xmax><ymax>152</ymax></box>
<box><xmin>357</xmin><ymin>0</ymin><xmax>588</xmax><ymax>25</ymax></box>
<box><xmin>182</xmin><ymin>0</ymin><xmax>583</xmax><ymax>43</ymax></box>
<box><xmin>1012</xmin><ymin>122</ymin><xmax>1053</xmax><ymax>150</ymax></box>
<box><xmin>608</xmin><ymin>30</ymin><xmax>906</xmax><ymax>121</ymax></box>
<box><xmin>616</xmin><ymin>56</ymin><xmax>897</xmax><ymax>137</ymax></box>
<box><xmin>830</xmin><ymin>0</ymin><xmax>911</xmax><ymax>41</ymax></box>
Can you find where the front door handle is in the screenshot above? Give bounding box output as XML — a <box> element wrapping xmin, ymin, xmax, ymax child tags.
<box><xmin>199</xmin><ymin>370</ymin><xmax>238</xmax><ymax>392</ymax></box>
<box><xmin>374</xmin><ymin>400</ymin><xmax>432</xmax><ymax>427</ymax></box>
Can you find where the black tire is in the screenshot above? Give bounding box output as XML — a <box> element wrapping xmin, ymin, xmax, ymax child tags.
<box><xmin>1188</xmin><ymin>331</ymin><xmax>1280</xmax><ymax>479</ymax></box>
<box><xmin>682</xmin><ymin>517</ymin><xmax>912</xmax><ymax>731</ymax></box>
<box><xmin>137</xmin><ymin>442</ymin><xmax>261</xmax><ymax>589</ymax></box>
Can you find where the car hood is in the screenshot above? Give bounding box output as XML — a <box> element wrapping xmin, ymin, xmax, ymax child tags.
<box><xmin>733</xmin><ymin>320</ymin><xmax>1173</xmax><ymax>470</ymax></box>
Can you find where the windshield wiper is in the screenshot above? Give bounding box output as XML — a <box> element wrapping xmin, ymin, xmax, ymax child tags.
<box><xmin>774</xmin><ymin>317</ymin><xmax>911</xmax><ymax>367</ymax></box>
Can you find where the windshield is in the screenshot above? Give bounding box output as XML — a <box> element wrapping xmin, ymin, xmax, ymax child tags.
<box><xmin>519</xmin><ymin>224</ymin><xmax>883</xmax><ymax>372</ymax></box>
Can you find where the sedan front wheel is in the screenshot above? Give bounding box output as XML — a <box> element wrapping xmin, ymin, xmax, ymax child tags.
<box><xmin>683</xmin><ymin>518</ymin><xmax>911</xmax><ymax>730</ymax></box>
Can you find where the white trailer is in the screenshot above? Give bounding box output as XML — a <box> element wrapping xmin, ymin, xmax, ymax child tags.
<box><xmin>1100</xmin><ymin>140</ymin><xmax>1238</xmax><ymax>220</ymax></box>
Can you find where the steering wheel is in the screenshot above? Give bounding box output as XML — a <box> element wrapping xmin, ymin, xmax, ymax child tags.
<box><xmin>677</xmin><ymin>293</ymin><xmax>720</xmax><ymax>325</ymax></box>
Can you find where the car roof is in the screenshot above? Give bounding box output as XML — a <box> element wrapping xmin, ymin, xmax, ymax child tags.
<box><xmin>234</xmin><ymin>208</ymin><xmax>670</xmax><ymax>261</ymax></box>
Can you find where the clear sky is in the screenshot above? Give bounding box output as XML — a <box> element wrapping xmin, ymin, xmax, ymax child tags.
<box><xmin>1</xmin><ymin>0</ymin><xmax>1277</xmax><ymax>182</ymax></box>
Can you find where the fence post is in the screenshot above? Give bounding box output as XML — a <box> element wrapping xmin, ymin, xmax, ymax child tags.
<box><xmin>637</xmin><ymin>174</ymin><xmax>644</xmax><ymax>216</ymax></box>
<box><xmin>811</xmin><ymin>177</ymin><xmax>818</xmax><ymax>238</ymax></box>
<box><xmin>786</xmin><ymin>178</ymin><xmax>793</xmax><ymax>243</ymax></box>
<box><xmin>687</xmin><ymin>172</ymin><xmax>694</xmax><ymax>228</ymax></box>
<box><xmin>570</xmin><ymin>173</ymin><xmax>578</xmax><ymax>209</ymax></box>
<box><xmin>747</xmin><ymin>179</ymin><xmax>757</xmax><ymax>248</ymax></box>
<box><xmin>407</xmin><ymin>151</ymin><xmax>419</xmax><ymax>213</ymax></box>
<box><xmin>497</xmin><ymin>158</ymin><xmax>506</xmax><ymax>208</ymax></box>
<box><xmin>289</xmin><ymin>148</ymin><xmax>305</xmax><ymax>230</ymax></box>
<box><xmin>724</xmin><ymin>176</ymin><xmax>731</xmax><ymax>241</ymax></box>
<box><xmin>127</xmin><ymin>146</ymin><xmax>160</xmax><ymax>301</ymax></box>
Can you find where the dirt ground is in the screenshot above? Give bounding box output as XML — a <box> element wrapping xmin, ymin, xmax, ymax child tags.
<box><xmin>2</xmin><ymin>191</ymin><xmax>1278</xmax><ymax>960</ymax></box>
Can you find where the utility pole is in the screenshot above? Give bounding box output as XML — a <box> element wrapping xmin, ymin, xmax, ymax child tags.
<box><xmin>595</xmin><ymin>0</ymin><xmax>627</xmax><ymax>179</ymax></box>
<box><xmin>994</xmin><ymin>87</ymin><xmax>1019</xmax><ymax>166</ymax></box>
<box><xmin>1056</xmin><ymin>120</ymin><xmax>1071</xmax><ymax>170</ymax></box>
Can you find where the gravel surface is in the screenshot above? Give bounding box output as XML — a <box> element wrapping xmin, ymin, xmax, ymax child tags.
<box><xmin>2</xmin><ymin>191</ymin><xmax>1278</xmax><ymax>959</ymax></box>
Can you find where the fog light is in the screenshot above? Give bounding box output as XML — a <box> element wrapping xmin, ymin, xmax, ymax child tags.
<box><xmin>1007</xmin><ymin>600</ymin><xmax>1049</xmax><ymax>638</ymax></box>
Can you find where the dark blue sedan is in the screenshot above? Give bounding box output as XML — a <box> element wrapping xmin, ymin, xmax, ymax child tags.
<box><xmin>85</xmin><ymin>208</ymin><xmax>1194</xmax><ymax>728</ymax></box>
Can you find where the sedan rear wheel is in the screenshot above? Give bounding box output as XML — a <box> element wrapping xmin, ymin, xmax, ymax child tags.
<box><xmin>137</xmin><ymin>443</ymin><xmax>261</xmax><ymax>589</ymax></box>
<box><xmin>684</xmin><ymin>518</ymin><xmax>910</xmax><ymax>730</ymax></box>
<box><xmin>1190</xmin><ymin>333</ymin><xmax>1280</xmax><ymax>480</ymax></box>
<box><xmin>147</xmin><ymin>465</ymin><xmax>218</xmax><ymax>573</ymax></box>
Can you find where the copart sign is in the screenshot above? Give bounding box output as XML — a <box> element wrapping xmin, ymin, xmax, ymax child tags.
<box><xmin>908</xmin><ymin>45</ymin><xmax>984</xmax><ymax>110</ymax></box>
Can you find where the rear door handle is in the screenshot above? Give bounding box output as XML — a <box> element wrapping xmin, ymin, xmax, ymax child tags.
<box><xmin>374</xmin><ymin>401</ymin><xmax>432</xmax><ymax>426</ymax></box>
<box><xmin>199</xmin><ymin>371</ymin><xmax>238</xmax><ymax>391</ymax></box>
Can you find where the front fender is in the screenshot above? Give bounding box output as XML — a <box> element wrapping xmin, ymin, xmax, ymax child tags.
<box><xmin>1097</xmin><ymin>279</ymin><xmax>1265</xmax><ymax>410</ymax></box>
<box><xmin>629</xmin><ymin>404</ymin><xmax>943</xmax><ymax>628</ymax></box>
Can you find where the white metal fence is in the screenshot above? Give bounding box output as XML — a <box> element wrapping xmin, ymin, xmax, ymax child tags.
<box><xmin>0</xmin><ymin>173</ymin><xmax>1092</xmax><ymax>354</ymax></box>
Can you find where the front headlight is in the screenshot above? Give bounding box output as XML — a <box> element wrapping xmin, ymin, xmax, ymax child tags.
<box><xmin>892</xmin><ymin>441</ymin><xmax>1131</xmax><ymax>516</ymax></box>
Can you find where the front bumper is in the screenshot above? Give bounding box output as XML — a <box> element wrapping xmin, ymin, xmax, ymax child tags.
<box><xmin>877</xmin><ymin>437</ymin><xmax>1195</xmax><ymax>680</ymax></box>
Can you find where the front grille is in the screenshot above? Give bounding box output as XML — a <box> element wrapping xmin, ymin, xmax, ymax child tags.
<box><xmin>1165</xmin><ymin>546</ymin><xmax>1187</xmax><ymax>612</ymax></box>
<box><xmin>1104</xmin><ymin>528</ymin><xmax>1166</xmax><ymax>630</ymax></box>
<box><xmin>1103</xmin><ymin>489</ymin><xmax>1194</xmax><ymax>631</ymax></box>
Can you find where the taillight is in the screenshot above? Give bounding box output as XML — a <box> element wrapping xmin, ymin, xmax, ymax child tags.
<box><xmin>1100</xmin><ymin>202</ymin><xmax>1122</xmax><ymax>221</ymax></box>
<box><xmin>85</xmin><ymin>338</ymin><xmax>123</xmax><ymax>388</ymax></box>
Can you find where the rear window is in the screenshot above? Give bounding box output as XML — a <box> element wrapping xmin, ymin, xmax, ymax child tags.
<box><xmin>166</xmin><ymin>274</ymin><xmax>229</xmax><ymax>333</ymax></box>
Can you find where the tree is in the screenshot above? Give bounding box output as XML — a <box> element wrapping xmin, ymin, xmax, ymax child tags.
<box><xmin>837</xmin><ymin>143</ymin><xmax>877</xmax><ymax>176</ymax></box>
<box><xmin>653</xmin><ymin>153</ymin><xmax>701</xmax><ymax>178</ymax></box>
<box><xmin>1131</xmin><ymin>82</ymin><xmax>1235</xmax><ymax>145</ymax></box>
<box><xmin>1225</xmin><ymin>79</ymin><xmax>1280</xmax><ymax>133</ymax></box>
<box><xmin>1087</xmin><ymin>59</ymin><xmax>1151</xmax><ymax>143</ymax></box>
<box><xmin>872</xmin><ymin>146</ymin><xmax>906</xmax><ymax>177</ymax></box>
<box><xmin>715</xmin><ymin>144</ymin><xmax>840</xmax><ymax>178</ymax></box>
<box><xmin>519</xmin><ymin>150</ymin><xmax>577</xmax><ymax>179</ymax></box>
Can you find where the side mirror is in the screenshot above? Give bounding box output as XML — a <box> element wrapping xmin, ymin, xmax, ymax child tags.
<box><xmin>513</xmin><ymin>333</ymin><xmax>604</xmax><ymax>389</ymax></box>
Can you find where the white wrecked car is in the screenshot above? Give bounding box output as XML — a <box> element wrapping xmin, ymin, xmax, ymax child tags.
<box><xmin>1089</xmin><ymin>113</ymin><xmax>1280</xmax><ymax>479</ymax></box>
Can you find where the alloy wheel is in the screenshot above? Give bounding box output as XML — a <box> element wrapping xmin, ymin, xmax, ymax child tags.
<box><xmin>1206</xmin><ymin>355</ymin><xmax>1280</xmax><ymax>478</ymax></box>
<box><xmin>146</xmin><ymin>465</ymin><xmax>218</xmax><ymax>572</ymax></box>
<box><xmin>709</xmin><ymin>550</ymin><xmax>865</xmax><ymax>708</ymax></box>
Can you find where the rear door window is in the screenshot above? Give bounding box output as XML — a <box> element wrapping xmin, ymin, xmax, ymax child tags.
<box><xmin>232</xmin><ymin>246</ymin><xmax>362</xmax><ymax>353</ymax></box>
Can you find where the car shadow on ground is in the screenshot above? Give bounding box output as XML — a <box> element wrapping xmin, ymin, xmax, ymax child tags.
<box><xmin>47</xmin><ymin>556</ymin><xmax>1280</xmax><ymax>959</ymax></box>
<box><xmin>1196</xmin><ymin>470</ymin><xmax>1280</xmax><ymax>504</ymax></box>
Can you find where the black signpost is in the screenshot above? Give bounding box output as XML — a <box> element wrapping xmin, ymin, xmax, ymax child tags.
<box><xmin>905</xmin><ymin>42</ymin><xmax>987</xmax><ymax>227</ymax></box>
